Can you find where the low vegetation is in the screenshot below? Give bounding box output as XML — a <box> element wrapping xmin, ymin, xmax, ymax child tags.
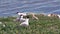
<box><xmin>0</xmin><ymin>15</ymin><xmax>60</xmax><ymax>34</ymax></box>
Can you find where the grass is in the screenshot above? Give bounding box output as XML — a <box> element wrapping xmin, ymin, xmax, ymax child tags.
<box><xmin>0</xmin><ymin>15</ymin><xmax>60</xmax><ymax>34</ymax></box>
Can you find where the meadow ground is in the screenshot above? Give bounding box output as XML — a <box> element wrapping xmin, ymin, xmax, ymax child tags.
<box><xmin>0</xmin><ymin>15</ymin><xmax>60</xmax><ymax>34</ymax></box>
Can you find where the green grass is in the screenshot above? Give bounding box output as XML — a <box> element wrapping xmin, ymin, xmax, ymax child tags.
<box><xmin>0</xmin><ymin>15</ymin><xmax>60</xmax><ymax>34</ymax></box>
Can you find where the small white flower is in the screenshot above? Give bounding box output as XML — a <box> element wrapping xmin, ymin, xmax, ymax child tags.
<box><xmin>3</xmin><ymin>24</ymin><xmax>5</xmax><ymax>27</ymax></box>
<box><xmin>0</xmin><ymin>22</ymin><xmax>2</xmax><ymax>24</ymax></box>
<box><xmin>58</xmin><ymin>15</ymin><xmax>60</xmax><ymax>19</ymax></box>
